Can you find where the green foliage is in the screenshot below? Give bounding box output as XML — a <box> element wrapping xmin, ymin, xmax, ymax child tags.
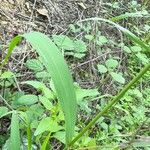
<box><xmin>34</xmin><ymin>117</ymin><xmax>62</xmax><ymax>136</ymax></box>
<box><xmin>0</xmin><ymin>107</ymin><xmax>8</xmax><ymax>118</ymax></box>
<box><xmin>110</xmin><ymin>72</ymin><xmax>125</xmax><ymax>84</ymax></box>
<box><xmin>17</xmin><ymin>94</ymin><xmax>38</xmax><ymax>105</ymax></box>
<box><xmin>0</xmin><ymin>71</ymin><xmax>14</xmax><ymax>79</ymax></box>
<box><xmin>26</xmin><ymin>59</ymin><xmax>44</xmax><ymax>72</ymax></box>
<box><xmin>0</xmin><ymin>8</ymin><xmax>150</xmax><ymax>149</ymax></box>
<box><xmin>1</xmin><ymin>32</ymin><xmax>77</xmax><ymax>145</ymax></box>
<box><xmin>52</xmin><ymin>35</ymin><xmax>87</xmax><ymax>58</ymax></box>
<box><xmin>97</xmin><ymin>36</ymin><xmax>108</xmax><ymax>45</ymax></box>
<box><xmin>105</xmin><ymin>58</ymin><xmax>119</xmax><ymax>69</ymax></box>
<box><xmin>98</xmin><ymin>58</ymin><xmax>125</xmax><ymax>84</ymax></box>
<box><xmin>24</xmin><ymin>32</ymin><xmax>77</xmax><ymax>144</ymax></box>
<box><xmin>52</xmin><ymin>35</ymin><xmax>74</xmax><ymax>50</ymax></box>
<box><xmin>22</xmin><ymin>80</ymin><xmax>54</xmax><ymax>99</ymax></box>
<box><xmin>40</xmin><ymin>133</ymin><xmax>51</xmax><ymax>150</ymax></box>
<box><xmin>97</xmin><ymin>64</ymin><xmax>108</xmax><ymax>73</ymax></box>
<box><xmin>9</xmin><ymin>112</ymin><xmax>20</xmax><ymax>150</ymax></box>
<box><xmin>39</xmin><ymin>96</ymin><xmax>53</xmax><ymax>111</ymax></box>
<box><xmin>110</xmin><ymin>10</ymin><xmax>150</xmax><ymax>22</ymax></box>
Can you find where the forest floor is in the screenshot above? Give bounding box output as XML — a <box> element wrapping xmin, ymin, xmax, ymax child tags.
<box><xmin>0</xmin><ymin>0</ymin><xmax>150</xmax><ymax>149</ymax></box>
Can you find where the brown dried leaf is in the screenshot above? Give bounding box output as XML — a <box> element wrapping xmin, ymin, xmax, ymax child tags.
<box><xmin>8</xmin><ymin>0</ymin><xmax>14</xmax><ymax>4</ymax></box>
<box><xmin>37</xmin><ymin>8</ymin><xmax>48</xmax><ymax>17</ymax></box>
<box><xmin>78</xmin><ymin>2</ymin><xmax>86</xmax><ymax>9</ymax></box>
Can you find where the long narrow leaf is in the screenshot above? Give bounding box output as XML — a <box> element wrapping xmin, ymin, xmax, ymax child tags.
<box><xmin>2</xmin><ymin>32</ymin><xmax>77</xmax><ymax>144</ymax></box>
<box><xmin>78</xmin><ymin>18</ymin><xmax>150</xmax><ymax>52</ymax></box>
<box><xmin>110</xmin><ymin>11</ymin><xmax>150</xmax><ymax>22</ymax></box>
<box><xmin>9</xmin><ymin>111</ymin><xmax>20</xmax><ymax>150</ymax></box>
<box><xmin>0</xmin><ymin>36</ymin><xmax>22</xmax><ymax>69</ymax></box>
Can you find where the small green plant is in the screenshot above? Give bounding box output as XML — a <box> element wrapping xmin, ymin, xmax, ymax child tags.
<box><xmin>0</xmin><ymin>17</ymin><xmax>150</xmax><ymax>150</ymax></box>
<box><xmin>98</xmin><ymin>58</ymin><xmax>125</xmax><ymax>84</ymax></box>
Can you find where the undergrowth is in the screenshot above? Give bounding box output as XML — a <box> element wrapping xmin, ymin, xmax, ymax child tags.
<box><xmin>0</xmin><ymin>1</ymin><xmax>150</xmax><ymax>150</ymax></box>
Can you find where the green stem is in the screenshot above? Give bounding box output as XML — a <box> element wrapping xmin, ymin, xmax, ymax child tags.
<box><xmin>27</xmin><ymin>124</ymin><xmax>32</xmax><ymax>150</ymax></box>
<box><xmin>0</xmin><ymin>95</ymin><xmax>14</xmax><ymax>111</ymax></box>
<box><xmin>68</xmin><ymin>63</ymin><xmax>150</xmax><ymax>147</ymax></box>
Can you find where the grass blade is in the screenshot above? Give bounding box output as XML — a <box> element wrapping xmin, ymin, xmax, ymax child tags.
<box><xmin>27</xmin><ymin>124</ymin><xmax>32</xmax><ymax>150</ymax></box>
<box><xmin>0</xmin><ymin>36</ymin><xmax>22</xmax><ymax>69</ymax></box>
<box><xmin>110</xmin><ymin>11</ymin><xmax>150</xmax><ymax>22</ymax></box>
<box><xmin>78</xmin><ymin>17</ymin><xmax>150</xmax><ymax>52</ymax></box>
<box><xmin>1</xmin><ymin>32</ymin><xmax>77</xmax><ymax>144</ymax></box>
<box><xmin>9</xmin><ymin>111</ymin><xmax>20</xmax><ymax>150</ymax></box>
<box><xmin>23</xmin><ymin>32</ymin><xmax>77</xmax><ymax>144</ymax></box>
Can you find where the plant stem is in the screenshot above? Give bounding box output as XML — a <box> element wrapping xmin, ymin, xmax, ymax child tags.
<box><xmin>27</xmin><ymin>124</ymin><xmax>32</xmax><ymax>150</ymax></box>
<box><xmin>0</xmin><ymin>95</ymin><xmax>14</xmax><ymax>110</ymax></box>
<box><xmin>68</xmin><ymin>63</ymin><xmax>150</xmax><ymax>148</ymax></box>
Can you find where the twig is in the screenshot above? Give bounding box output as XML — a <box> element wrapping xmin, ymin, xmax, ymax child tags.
<box><xmin>73</xmin><ymin>51</ymin><xmax>121</xmax><ymax>70</ymax></box>
<box><xmin>0</xmin><ymin>95</ymin><xmax>14</xmax><ymax>111</ymax></box>
<box><xmin>27</xmin><ymin>0</ymin><xmax>37</xmax><ymax>32</ymax></box>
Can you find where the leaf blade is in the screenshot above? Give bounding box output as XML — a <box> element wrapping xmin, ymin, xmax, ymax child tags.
<box><xmin>9</xmin><ymin>112</ymin><xmax>20</xmax><ymax>150</ymax></box>
<box><xmin>23</xmin><ymin>32</ymin><xmax>77</xmax><ymax>144</ymax></box>
<box><xmin>78</xmin><ymin>18</ymin><xmax>150</xmax><ymax>52</ymax></box>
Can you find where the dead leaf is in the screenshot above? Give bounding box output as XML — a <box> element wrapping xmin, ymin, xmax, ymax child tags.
<box><xmin>8</xmin><ymin>0</ymin><xmax>14</xmax><ymax>4</ymax></box>
<box><xmin>25</xmin><ymin>2</ymin><xmax>30</xmax><ymax>11</ymax></box>
<box><xmin>78</xmin><ymin>2</ymin><xmax>86</xmax><ymax>9</ymax></box>
<box><xmin>37</xmin><ymin>8</ymin><xmax>48</xmax><ymax>18</ymax></box>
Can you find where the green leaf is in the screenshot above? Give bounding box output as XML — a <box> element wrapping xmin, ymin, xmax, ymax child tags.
<box><xmin>74</xmin><ymin>40</ymin><xmax>87</xmax><ymax>53</ymax></box>
<box><xmin>136</xmin><ymin>52</ymin><xmax>149</xmax><ymax>64</ymax></box>
<box><xmin>74</xmin><ymin>53</ymin><xmax>86</xmax><ymax>59</ymax></box>
<box><xmin>26</xmin><ymin>104</ymin><xmax>44</xmax><ymax>122</ymax></box>
<box><xmin>130</xmin><ymin>45</ymin><xmax>142</xmax><ymax>52</ymax></box>
<box><xmin>105</xmin><ymin>59</ymin><xmax>119</xmax><ymax>69</ymax></box>
<box><xmin>53</xmin><ymin>131</ymin><xmax>65</xmax><ymax>144</ymax></box>
<box><xmin>76</xmin><ymin>86</ymin><xmax>99</xmax><ymax>102</ymax></box>
<box><xmin>97</xmin><ymin>64</ymin><xmax>108</xmax><ymax>73</ymax></box>
<box><xmin>0</xmin><ymin>71</ymin><xmax>14</xmax><ymax>79</ymax></box>
<box><xmin>69</xmin><ymin>24</ymin><xmax>77</xmax><ymax>33</ymax></box>
<box><xmin>39</xmin><ymin>96</ymin><xmax>53</xmax><ymax>110</ymax></box>
<box><xmin>22</xmin><ymin>80</ymin><xmax>54</xmax><ymax>99</ymax></box>
<box><xmin>17</xmin><ymin>94</ymin><xmax>38</xmax><ymax>105</ymax></box>
<box><xmin>26</xmin><ymin>59</ymin><xmax>44</xmax><ymax>72</ymax></box>
<box><xmin>34</xmin><ymin>117</ymin><xmax>62</xmax><ymax>136</ymax></box>
<box><xmin>85</xmin><ymin>34</ymin><xmax>94</xmax><ymax>41</ymax></box>
<box><xmin>0</xmin><ymin>36</ymin><xmax>22</xmax><ymax>69</ymax></box>
<box><xmin>0</xmin><ymin>107</ymin><xmax>8</xmax><ymax>118</ymax></box>
<box><xmin>52</xmin><ymin>35</ymin><xmax>74</xmax><ymax>50</ymax></box>
<box><xmin>97</xmin><ymin>36</ymin><xmax>108</xmax><ymax>45</ymax></box>
<box><xmin>22</xmin><ymin>80</ymin><xmax>46</xmax><ymax>90</ymax></box>
<box><xmin>123</xmin><ymin>46</ymin><xmax>131</xmax><ymax>53</ymax></box>
<box><xmin>2</xmin><ymin>32</ymin><xmax>77</xmax><ymax>144</ymax></box>
<box><xmin>110</xmin><ymin>72</ymin><xmax>125</xmax><ymax>84</ymax></box>
<box><xmin>40</xmin><ymin>133</ymin><xmax>51</xmax><ymax>150</ymax></box>
<box><xmin>110</xmin><ymin>11</ymin><xmax>150</xmax><ymax>22</ymax></box>
<box><xmin>129</xmin><ymin>89</ymin><xmax>143</xmax><ymax>98</ymax></box>
<box><xmin>9</xmin><ymin>112</ymin><xmax>20</xmax><ymax>150</ymax></box>
<box><xmin>79</xmin><ymin>100</ymin><xmax>91</xmax><ymax>113</ymax></box>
